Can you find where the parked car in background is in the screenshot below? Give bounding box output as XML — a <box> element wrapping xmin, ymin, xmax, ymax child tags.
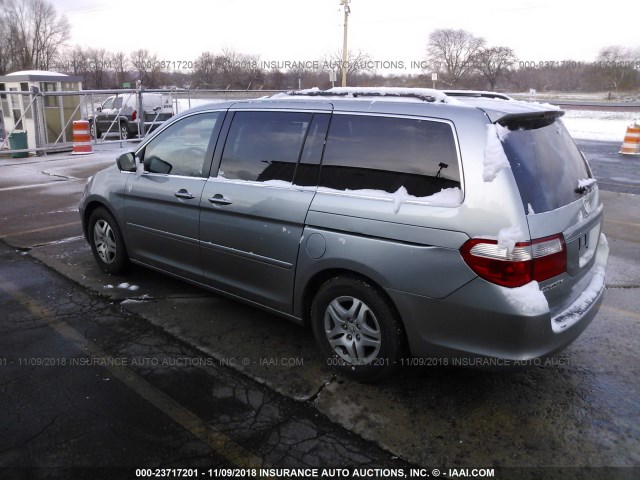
<box><xmin>89</xmin><ymin>92</ymin><xmax>173</xmax><ymax>139</ymax></box>
<box><xmin>79</xmin><ymin>87</ymin><xmax>609</xmax><ymax>382</ymax></box>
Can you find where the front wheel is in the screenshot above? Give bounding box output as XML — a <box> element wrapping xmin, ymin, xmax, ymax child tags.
<box><xmin>90</xmin><ymin>121</ymin><xmax>101</xmax><ymax>139</ymax></box>
<box><xmin>311</xmin><ymin>276</ymin><xmax>403</xmax><ymax>382</ymax></box>
<box><xmin>88</xmin><ymin>207</ymin><xmax>129</xmax><ymax>274</ymax></box>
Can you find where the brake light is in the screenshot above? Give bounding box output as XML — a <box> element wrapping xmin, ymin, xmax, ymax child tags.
<box><xmin>460</xmin><ymin>234</ymin><xmax>566</xmax><ymax>288</ymax></box>
<box><xmin>132</xmin><ymin>110</ymin><xmax>137</xmax><ymax>121</ymax></box>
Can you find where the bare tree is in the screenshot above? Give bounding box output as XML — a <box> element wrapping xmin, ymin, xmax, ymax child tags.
<box><xmin>0</xmin><ymin>3</ymin><xmax>8</xmax><ymax>74</ymax></box>
<box><xmin>192</xmin><ymin>51</ymin><xmax>217</xmax><ymax>88</ymax></box>
<box><xmin>474</xmin><ymin>46</ymin><xmax>517</xmax><ymax>90</ymax></box>
<box><xmin>597</xmin><ymin>45</ymin><xmax>638</xmax><ymax>91</ymax></box>
<box><xmin>130</xmin><ymin>49</ymin><xmax>165</xmax><ymax>88</ymax></box>
<box><xmin>426</xmin><ymin>29</ymin><xmax>485</xmax><ymax>86</ymax></box>
<box><xmin>322</xmin><ymin>49</ymin><xmax>374</xmax><ymax>80</ymax></box>
<box><xmin>111</xmin><ymin>51</ymin><xmax>129</xmax><ymax>87</ymax></box>
<box><xmin>0</xmin><ymin>0</ymin><xmax>70</xmax><ymax>71</ymax></box>
<box><xmin>193</xmin><ymin>49</ymin><xmax>262</xmax><ymax>89</ymax></box>
<box><xmin>86</xmin><ymin>48</ymin><xmax>109</xmax><ymax>89</ymax></box>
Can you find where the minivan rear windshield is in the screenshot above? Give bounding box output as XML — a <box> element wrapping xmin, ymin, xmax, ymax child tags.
<box><xmin>499</xmin><ymin>119</ymin><xmax>591</xmax><ymax>214</ymax></box>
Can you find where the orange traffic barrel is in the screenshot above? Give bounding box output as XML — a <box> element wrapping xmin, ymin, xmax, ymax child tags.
<box><xmin>72</xmin><ymin>120</ymin><xmax>93</xmax><ymax>155</ymax></box>
<box><xmin>619</xmin><ymin>122</ymin><xmax>640</xmax><ymax>155</ymax></box>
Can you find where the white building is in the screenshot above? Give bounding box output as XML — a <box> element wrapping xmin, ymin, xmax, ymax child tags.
<box><xmin>0</xmin><ymin>70</ymin><xmax>83</xmax><ymax>152</ymax></box>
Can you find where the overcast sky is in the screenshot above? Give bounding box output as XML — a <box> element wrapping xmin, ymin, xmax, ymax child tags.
<box><xmin>54</xmin><ymin>0</ymin><xmax>638</xmax><ymax>73</ymax></box>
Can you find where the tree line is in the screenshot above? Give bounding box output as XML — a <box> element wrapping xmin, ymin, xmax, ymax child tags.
<box><xmin>1</xmin><ymin>0</ymin><xmax>638</xmax><ymax>93</ymax></box>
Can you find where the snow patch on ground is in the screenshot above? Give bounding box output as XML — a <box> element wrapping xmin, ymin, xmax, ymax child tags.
<box><xmin>484</xmin><ymin>124</ymin><xmax>511</xmax><ymax>182</ymax></box>
<box><xmin>121</xmin><ymin>298</ymin><xmax>147</xmax><ymax>305</ymax></box>
<box><xmin>562</xmin><ymin>110</ymin><xmax>640</xmax><ymax>142</ymax></box>
<box><xmin>503</xmin><ymin>281</ymin><xmax>549</xmax><ymax>316</ymax></box>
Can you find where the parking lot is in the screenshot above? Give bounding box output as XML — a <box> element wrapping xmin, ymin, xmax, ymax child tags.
<box><xmin>0</xmin><ymin>141</ymin><xmax>639</xmax><ymax>478</ymax></box>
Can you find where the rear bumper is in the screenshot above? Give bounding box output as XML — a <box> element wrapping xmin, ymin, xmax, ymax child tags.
<box><xmin>388</xmin><ymin>235</ymin><xmax>609</xmax><ymax>361</ymax></box>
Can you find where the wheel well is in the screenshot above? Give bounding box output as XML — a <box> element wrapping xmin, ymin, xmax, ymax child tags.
<box><xmin>82</xmin><ymin>201</ymin><xmax>111</xmax><ymax>239</ymax></box>
<box><xmin>301</xmin><ymin>268</ymin><xmax>409</xmax><ymax>351</ymax></box>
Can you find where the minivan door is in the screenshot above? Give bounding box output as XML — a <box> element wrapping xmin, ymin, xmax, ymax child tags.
<box><xmin>199</xmin><ymin>110</ymin><xmax>330</xmax><ymax>312</ymax></box>
<box><xmin>125</xmin><ymin>111</ymin><xmax>222</xmax><ymax>280</ymax></box>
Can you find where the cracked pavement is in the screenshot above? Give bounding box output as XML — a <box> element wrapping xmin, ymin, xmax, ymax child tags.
<box><xmin>0</xmin><ymin>142</ymin><xmax>639</xmax><ymax>478</ymax></box>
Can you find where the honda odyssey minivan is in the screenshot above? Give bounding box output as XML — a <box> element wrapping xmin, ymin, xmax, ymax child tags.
<box><xmin>79</xmin><ymin>87</ymin><xmax>608</xmax><ymax>381</ymax></box>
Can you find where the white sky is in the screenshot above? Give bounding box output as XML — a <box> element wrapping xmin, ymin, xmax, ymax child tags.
<box><xmin>54</xmin><ymin>0</ymin><xmax>638</xmax><ymax>73</ymax></box>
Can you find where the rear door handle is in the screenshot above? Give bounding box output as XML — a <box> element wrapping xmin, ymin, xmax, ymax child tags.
<box><xmin>174</xmin><ymin>189</ymin><xmax>195</xmax><ymax>200</ymax></box>
<box><xmin>208</xmin><ymin>194</ymin><xmax>232</xmax><ymax>205</ymax></box>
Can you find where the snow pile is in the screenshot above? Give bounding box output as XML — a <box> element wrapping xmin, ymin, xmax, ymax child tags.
<box><xmin>497</xmin><ymin>226</ymin><xmax>525</xmax><ymax>253</ymax></box>
<box><xmin>561</xmin><ymin>110</ymin><xmax>639</xmax><ymax>142</ymax></box>
<box><xmin>599</xmin><ymin>232</ymin><xmax>608</xmax><ymax>248</ymax></box>
<box><xmin>483</xmin><ymin>124</ymin><xmax>511</xmax><ymax>182</ymax></box>
<box><xmin>552</xmin><ymin>266</ymin><xmax>605</xmax><ymax>332</ymax></box>
<box><xmin>317</xmin><ymin>186</ymin><xmax>462</xmax><ymax>212</ymax></box>
<box><xmin>282</xmin><ymin>87</ymin><xmax>469</xmax><ymax>105</ymax></box>
<box><xmin>326</xmin><ymin>86</ymin><xmax>451</xmax><ymax>103</ymax></box>
<box><xmin>579</xmin><ymin>243</ymin><xmax>596</xmax><ymax>268</ymax></box>
<box><xmin>578</xmin><ymin>178</ymin><xmax>597</xmax><ymax>189</ymax></box>
<box><xmin>503</xmin><ymin>281</ymin><xmax>549</xmax><ymax>316</ymax></box>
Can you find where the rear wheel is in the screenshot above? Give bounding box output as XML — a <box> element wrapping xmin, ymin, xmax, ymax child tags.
<box><xmin>119</xmin><ymin>122</ymin><xmax>130</xmax><ymax>140</ymax></box>
<box><xmin>88</xmin><ymin>207</ymin><xmax>128</xmax><ymax>274</ymax></box>
<box><xmin>311</xmin><ymin>276</ymin><xmax>403</xmax><ymax>382</ymax></box>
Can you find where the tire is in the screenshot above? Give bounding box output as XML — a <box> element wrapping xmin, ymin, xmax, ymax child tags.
<box><xmin>119</xmin><ymin>122</ymin><xmax>130</xmax><ymax>140</ymax></box>
<box><xmin>88</xmin><ymin>207</ymin><xmax>129</xmax><ymax>274</ymax></box>
<box><xmin>91</xmin><ymin>121</ymin><xmax>101</xmax><ymax>139</ymax></box>
<box><xmin>311</xmin><ymin>276</ymin><xmax>403</xmax><ymax>382</ymax></box>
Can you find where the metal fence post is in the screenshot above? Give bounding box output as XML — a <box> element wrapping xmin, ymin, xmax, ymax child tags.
<box><xmin>137</xmin><ymin>83</ymin><xmax>145</xmax><ymax>137</ymax></box>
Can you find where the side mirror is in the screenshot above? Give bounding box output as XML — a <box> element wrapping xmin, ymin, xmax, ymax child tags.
<box><xmin>96</xmin><ymin>106</ymin><xmax>102</xmax><ymax>112</ymax></box>
<box><xmin>116</xmin><ymin>152</ymin><xmax>136</xmax><ymax>172</ymax></box>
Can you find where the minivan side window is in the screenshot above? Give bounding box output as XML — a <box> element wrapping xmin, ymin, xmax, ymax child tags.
<box><xmin>218</xmin><ymin>111</ymin><xmax>312</xmax><ymax>183</ymax></box>
<box><xmin>320</xmin><ymin>115</ymin><xmax>460</xmax><ymax>197</ymax></box>
<box><xmin>293</xmin><ymin>113</ymin><xmax>330</xmax><ymax>187</ymax></box>
<box><xmin>142</xmin><ymin>112</ymin><xmax>220</xmax><ymax>177</ymax></box>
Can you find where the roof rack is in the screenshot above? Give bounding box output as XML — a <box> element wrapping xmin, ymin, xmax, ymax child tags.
<box><xmin>442</xmin><ymin>90</ymin><xmax>512</xmax><ymax>100</ymax></box>
<box><xmin>284</xmin><ymin>87</ymin><xmax>447</xmax><ymax>104</ymax></box>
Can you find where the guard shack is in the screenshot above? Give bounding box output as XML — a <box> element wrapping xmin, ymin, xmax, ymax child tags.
<box><xmin>0</xmin><ymin>70</ymin><xmax>83</xmax><ymax>153</ymax></box>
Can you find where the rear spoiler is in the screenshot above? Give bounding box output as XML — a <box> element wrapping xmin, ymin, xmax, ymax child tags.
<box><xmin>496</xmin><ymin>111</ymin><xmax>565</xmax><ymax>130</ymax></box>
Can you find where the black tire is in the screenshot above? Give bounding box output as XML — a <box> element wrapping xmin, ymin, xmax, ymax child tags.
<box><xmin>119</xmin><ymin>122</ymin><xmax>130</xmax><ymax>140</ymax></box>
<box><xmin>311</xmin><ymin>276</ymin><xmax>403</xmax><ymax>382</ymax></box>
<box><xmin>88</xmin><ymin>207</ymin><xmax>129</xmax><ymax>274</ymax></box>
<box><xmin>91</xmin><ymin>121</ymin><xmax>102</xmax><ymax>139</ymax></box>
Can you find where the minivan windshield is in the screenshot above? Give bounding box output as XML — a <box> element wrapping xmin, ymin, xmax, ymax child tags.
<box><xmin>500</xmin><ymin>119</ymin><xmax>591</xmax><ymax>214</ymax></box>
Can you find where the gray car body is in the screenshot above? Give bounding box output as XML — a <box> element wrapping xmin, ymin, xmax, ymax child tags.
<box><xmin>79</xmin><ymin>94</ymin><xmax>608</xmax><ymax>361</ymax></box>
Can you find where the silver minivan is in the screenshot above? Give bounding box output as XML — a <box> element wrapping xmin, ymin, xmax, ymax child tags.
<box><xmin>79</xmin><ymin>87</ymin><xmax>609</xmax><ymax>381</ymax></box>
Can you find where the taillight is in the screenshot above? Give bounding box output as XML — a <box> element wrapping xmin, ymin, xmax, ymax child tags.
<box><xmin>132</xmin><ymin>110</ymin><xmax>137</xmax><ymax>121</ymax></box>
<box><xmin>460</xmin><ymin>234</ymin><xmax>566</xmax><ymax>288</ymax></box>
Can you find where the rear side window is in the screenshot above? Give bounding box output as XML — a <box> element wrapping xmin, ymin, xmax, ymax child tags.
<box><xmin>501</xmin><ymin>119</ymin><xmax>590</xmax><ymax>213</ymax></box>
<box><xmin>219</xmin><ymin>111</ymin><xmax>312</xmax><ymax>183</ymax></box>
<box><xmin>319</xmin><ymin>114</ymin><xmax>460</xmax><ymax>197</ymax></box>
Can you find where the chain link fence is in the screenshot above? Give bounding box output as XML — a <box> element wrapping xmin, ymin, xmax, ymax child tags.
<box><xmin>0</xmin><ymin>88</ymin><xmax>285</xmax><ymax>157</ymax></box>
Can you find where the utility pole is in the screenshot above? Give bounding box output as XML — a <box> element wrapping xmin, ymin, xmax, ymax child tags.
<box><xmin>341</xmin><ymin>0</ymin><xmax>351</xmax><ymax>87</ymax></box>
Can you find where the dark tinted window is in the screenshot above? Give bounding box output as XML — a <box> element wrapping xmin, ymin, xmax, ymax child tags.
<box><xmin>320</xmin><ymin>115</ymin><xmax>460</xmax><ymax>197</ymax></box>
<box><xmin>143</xmin><ymin>112</ymin><xmax>220</xmax><ymax>177</ymax></box>
<box><xmin>219</xmin><ymin>111</ymin><xmax>312</xmax><ymax>183</ymax></box>
<box><xmin>293</xmin><ymin>113</ymin><xmax>330</xmax><ymax>187</ymax></box>
<box><xmin>501</xmin><ymin>120</ymin><xmax>590</xmax><ymax>213</ymax></box>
